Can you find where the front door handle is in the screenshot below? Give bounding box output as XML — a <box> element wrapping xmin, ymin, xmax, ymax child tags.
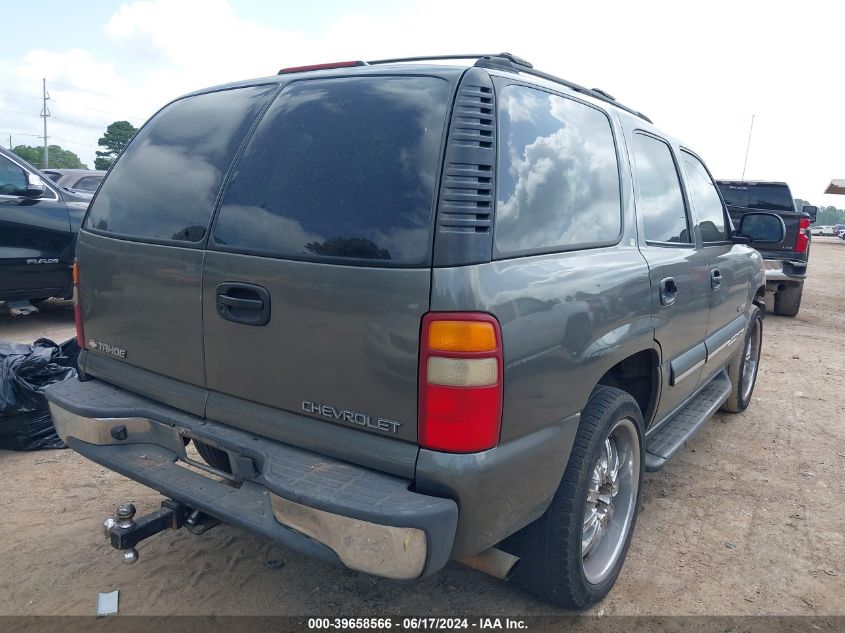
<box><xmin>216</xmin><ymin>282</ymin><xmax>271</xmax><ymax>326</ymax></box>
<box><xmin>710</xmin><ymin>268</ymin><xmax>722</xmax><ymax>291</ymax></box>
<box><xmin>659</xmin><ymin>277</ymin><xmax>678</xmax><ymax>306</ymax></box>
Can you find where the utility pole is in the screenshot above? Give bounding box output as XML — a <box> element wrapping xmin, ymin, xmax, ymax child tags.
<box><xmin>40</xmin><ymin>78</ymin><xmax>50</xmax><ymax>168</ymax></box>
<box><xmin>741</xmin><ymin>114</ymin><xmax>754</xmax><ymax>181</ymax></box>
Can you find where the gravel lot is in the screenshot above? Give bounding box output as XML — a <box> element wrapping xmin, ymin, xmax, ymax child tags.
<box><xmin>0</xmin><ymin>239</ymin><xmax>843</xmax><ymax>616</ymax></box>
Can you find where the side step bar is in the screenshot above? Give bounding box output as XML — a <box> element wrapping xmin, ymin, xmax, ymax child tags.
<box><xmin>645</xmin><ymin>370</ymin><xmax>732</xmax><ymax>471</ymax></box>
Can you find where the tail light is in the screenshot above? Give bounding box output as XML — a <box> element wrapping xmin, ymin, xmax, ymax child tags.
<box><xmin>72</xmin><ymin>260</ymin><xmax>85</xmax><ymax>348</ymax></box>
<box><xmin>278</xmin><ymin>61</ymin><xmax>366</xmax><ymax>74</ymax></box>
<box><xmin>796</xmin><ymin>217</ymin><xmax>811</xmax><ymax>253</ymax></box>
<box><xmin>418</xmin><ymin>313</ymin><xmax>503</xmax><ymax>453</ymax></box>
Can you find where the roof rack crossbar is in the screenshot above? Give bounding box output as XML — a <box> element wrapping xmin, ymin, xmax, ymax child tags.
<box><xmin>364</xmin><ymin>53</ymin><xmax>651</xmax><ymax>123</ymax></box>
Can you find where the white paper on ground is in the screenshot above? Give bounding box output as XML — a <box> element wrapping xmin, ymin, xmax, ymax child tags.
<box><xmin>96</xmin><ymin>590</ymin><xmax>119</xmax><ymax>616</ymax></box>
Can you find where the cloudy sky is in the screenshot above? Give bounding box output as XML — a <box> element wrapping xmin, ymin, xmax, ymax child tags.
<box><xmin>1</xmin><ymin>0</ymin><xmax>842</xmax><ymax>206</ymax></box>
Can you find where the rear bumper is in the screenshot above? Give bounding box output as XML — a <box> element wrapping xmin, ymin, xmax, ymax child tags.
<box><xmin>45</xmin><ymin>378</ymin><xmax>457</xmax><ymax>580</ymax></box>
<box><xmin>764</xmin><ymin>258</ymin><xmax>807</xmax><ymax>282</ymax></box>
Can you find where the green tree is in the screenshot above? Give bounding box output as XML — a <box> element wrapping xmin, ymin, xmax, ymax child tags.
<box><xmin>95</xmin><ymin>120</ymin><xmax>137</xmax><ymax>170</ymax></box>
<box><xmin>815</xmin><ymin>206</ymin><xmax>845</xmax><ymax>226</ymax></box>
<box><xmin>12</xmin><ymin>144</ymin><xmax>87</xmax><ymax>169</ymax></box>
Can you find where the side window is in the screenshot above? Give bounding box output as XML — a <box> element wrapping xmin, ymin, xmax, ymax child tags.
<box><xmin>494</xmin><ymin>85</ymin><xmax>622</xmax><ymax>256</ymax></box>
<box><xmin>0</xmin><ymin>156</ymin><xmax>27</xmax><ymax>196</ymax></box>
<box><xmin>74</xmin><ymin>176</ymin><xmax>103</xmax><ymax>192</ymax></box>
<box><xmin>680</xmin><ymin>151</ymin><xmax>729</xmax><ymax>243</ymax></box>
<box><xmin>86</xmin><ymin>85</ymin><xmax>276</xmax><ymax>243</ymax></box>
<box><xmin>630</xmin><ymin>134</ymin><xmax>691</xmax><ymax>244</ymax></box>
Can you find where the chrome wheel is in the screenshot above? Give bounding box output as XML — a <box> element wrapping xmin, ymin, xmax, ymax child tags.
<box><xmin>581</xmin><ymin>417</ymin><xmax>640</xmax><ymax>585</ymax></box>
<box><xmin>740</xmin><ymin>318</ymin><xmax>762</xmax><ymax>402</ymax></box>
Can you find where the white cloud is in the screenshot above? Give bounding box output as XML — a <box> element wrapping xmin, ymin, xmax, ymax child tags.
<box><xmin>1</xmin><ymin>0</ymin><xmax>843</xmax><ymax>205</ymax></box>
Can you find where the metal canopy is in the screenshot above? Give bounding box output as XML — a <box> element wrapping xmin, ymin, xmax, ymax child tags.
<box><xmin>824</xmin><ymin>179</ymin><xmax>845</xmax><ymax>195</ymax></box>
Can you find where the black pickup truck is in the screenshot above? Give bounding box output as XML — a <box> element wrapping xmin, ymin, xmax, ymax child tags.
<box><xmin>0</xmin><ymin>146</ymin><xmax>89</xmax><ymax>308</ymax></box>
<box><xmin>716</xmin><ymin>180</ymin><xmax>816</xmax><ymax>317</ymax></box>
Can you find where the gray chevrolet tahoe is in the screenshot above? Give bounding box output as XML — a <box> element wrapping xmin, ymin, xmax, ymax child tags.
<box><xmin>46</xmin><ymin>53</ymin><xmax>784</xmax><ymax>609</ymax></box>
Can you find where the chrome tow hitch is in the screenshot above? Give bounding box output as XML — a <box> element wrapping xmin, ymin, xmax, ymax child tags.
<box><xmin>103</xmin><ymin>500</ymin><xmax>219</xmax><ymax>564</ymax></box>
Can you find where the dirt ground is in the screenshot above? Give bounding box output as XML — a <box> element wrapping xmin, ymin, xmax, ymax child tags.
<box><xmin>0</xmin><ymin>240</ymin><xmax>843</xmax><ymax>617</ymax></box>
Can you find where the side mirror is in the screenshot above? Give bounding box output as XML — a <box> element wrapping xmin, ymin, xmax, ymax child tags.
<box><xmin>738</xmin><ymin>212</ymin><xmax>786</xmax><ymax>244</ymax></box>
<box><xmin>802</xmin><ymin>205</ymin><xmax>818</xmax><ymax>223</ymax></box>
<box><xmin>24</xmin><ymin>172</ymin><xmax>46</xmax><ymax>198</ymax></box>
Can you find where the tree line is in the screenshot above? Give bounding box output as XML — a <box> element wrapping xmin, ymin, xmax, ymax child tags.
<box><xmin>11</xmin><ymin>120</ymin><xmax>137</xmax><ymax>171</ymax></box>
<box><xmin>795</xmin><ymin>198</ymin><xmax>845</xmax><ymax>226</ymax></box>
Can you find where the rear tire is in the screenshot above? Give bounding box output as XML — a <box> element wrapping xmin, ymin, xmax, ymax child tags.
<box><xmin>721</xmin><ymin>305</ymin><xmax>763</xmax><ymax>413</ymax></box>
<box><xmin>503</xmin><ymin>387</ymin><xmax>644</xmax><ymax>609</ymax></box>
<box><xmin>193</xmin><ymin>440</ymin><xmax>232</xmax><ymax>473</ymax></box>
<box><xmin>773</xmin><ymin>283</ymin><xmax>803</xmax><ymax>317</ymax></box>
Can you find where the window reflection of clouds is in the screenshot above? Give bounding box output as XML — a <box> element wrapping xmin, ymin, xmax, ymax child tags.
<box><xmin>495</xmin><ymin>86</ymin><xmax>622</xmax><ymax>255</ymax></box>
<box><xmin>631</xmin><ymin>135</ymin><xmax>690</xmax><ymax>243</ymax></box>
<box><xmin>87</xmin><ymin>85</ymin><xmax>275</xmax><ymax>241</ymax></box>
<box><xmin>681</xmin><ymin>153</ymin><xmax>728</xmax><ymax>242</ymax></box>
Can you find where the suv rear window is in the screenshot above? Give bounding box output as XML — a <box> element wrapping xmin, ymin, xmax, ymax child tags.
<box><xmin>716</xmin><ymin>182</ymin><xmax>794</xmax><ymax>212</ymax></box>
<box><xmin>211</xmin><ymin>76</ymin><xmax>451</xmax><ymax>264</ymax></box>
<box><xmin>86</xmin><ymin>85</ymin><xmax>276</xmax><ymax>243</ymax></box>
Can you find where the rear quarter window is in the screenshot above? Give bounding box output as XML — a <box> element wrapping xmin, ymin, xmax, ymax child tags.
<box><xmin>211</xmin><ymin>76</ymin><xmax>451</xmax><ymax>265</ymax></box>
<box><xmin>86</xmin><ymin>85</ymin><xmax>276</xmax><ymax>243</ymax></box>
<box><xmin>494</xmin><ymin>85</ymin><xmax>622</xmax><ymax>257</ymax></box>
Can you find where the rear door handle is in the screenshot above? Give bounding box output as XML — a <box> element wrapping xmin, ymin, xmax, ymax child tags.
<box><xmin>710</xmin><ymin>268</ymin><xmax>722</xmax><ymax>291</ymax></box>
<box><xmin>659</xmin><ymin>277</ymin><xmax>678</xmax><ymax>306</ymax></box>
<box><xmin>216</xmin><ymin>282</ymin><xmax>271</xmax><ymax>326</ymax></box>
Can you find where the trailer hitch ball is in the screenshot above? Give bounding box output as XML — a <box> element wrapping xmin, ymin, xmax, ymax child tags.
<box><xmin>121</xmin><ymin>548</ymin><xmax>139</xmax><ymax>565</ymax></box>
<box><xmin>117</xmin><ymin>502</ymin><xmax>137</xmax><ymax>528</ymax></box>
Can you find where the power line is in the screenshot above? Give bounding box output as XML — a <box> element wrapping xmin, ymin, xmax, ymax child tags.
<box><xmin>1</xmin><ymin>129</ymin><xmax>98</xmax><ymax>148</ymax></box>
<box><xmin>51</xmin><ymin>116</ymin><xmax>103</xmax><ymax>130</ymax></box>
<box><xmin>0</xmin><ymin>106</ymin><xmax>109</xmax><ymax>130</ymax></box>
<box><xmin>0</xmin><ymin>88</ymin><xmax>41</xmax><ymax>100</ymax></box>
<box><xmin>47</xmin><ymin>80</ymin><xmax>115</xmax><ymax>98</ymax></box>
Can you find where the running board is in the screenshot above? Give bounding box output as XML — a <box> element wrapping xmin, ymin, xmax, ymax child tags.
<box><xmin>645</xmin><ymin>370</ymin><xmax>732</xmax><ymax>472</ymax></box>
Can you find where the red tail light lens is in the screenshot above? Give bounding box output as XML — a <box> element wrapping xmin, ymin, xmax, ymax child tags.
<box><xmin>72</xmin><ymin>260</ymin><xmax>85</xmax><ymax>348</ymax></box>
<box><xmin>796</xmin><ymin>217</ymin><xmax>811</xmax><ymax>253</ymax></box>
<box><xmin>418</xmin><ymin>313</ymin><xmax>503</xmax><ymax>453</ymax></box>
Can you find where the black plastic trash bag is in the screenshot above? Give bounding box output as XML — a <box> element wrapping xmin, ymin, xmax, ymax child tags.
<box><xmin>0</xmin><ymin>338</ymin><xmax>79</xmax><ymax>451</ymax></box>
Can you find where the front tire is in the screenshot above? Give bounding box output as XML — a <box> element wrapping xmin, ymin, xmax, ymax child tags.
<box><xmin>721</xmin><ymin>305</ymin><xmax>763</xmax><ymax>412</ymax></box>
<box><xmin>504</xmin><ymin>387</ymin><xmax>644</xmax><ymax>609</ymax></box>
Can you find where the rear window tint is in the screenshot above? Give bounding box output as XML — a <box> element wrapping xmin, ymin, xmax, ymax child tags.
<box><xmin>86</xmin><ymin>85</ymin><xmax>276</xmax><ymax>242</ymax></box>
<box><xmin>211</xmin><ymin>76</ymin><xmax>450</xmax><ymax>264</ymax></box>
<box><xmin>494</xmin><ymin>85</ymin><xmax>622</xmax><ymax>256</ymax></box>
<box><xmin>717</xmin><ymin>182</ymin><xmax>794</xmax><ymax>212</ymax></box>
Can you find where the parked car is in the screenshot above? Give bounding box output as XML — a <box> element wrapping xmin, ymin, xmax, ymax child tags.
<box><xmin>820</xmin><ymin>225</ymin><xmax>838</xmax><ymax>236</ymax></box>
<box><xmin>810</xmin><ymin>226</ymin><xmax>825</xmax><ymax>236</ymax></box>
<box><xmin>0</xmin><ymin>147</ymin><xmax>89</xmax><ymax>306</ymax></box>
<box><xmin>716</xmin><ymin>180</ymin><xmax>814</xmax><ymax>316</ymax></box>
<box><xmin>41</xmin><ymin>168</ymin><xmax>106</xmax><ymax>193</ymax></box>
<box><xmin>46</xmin><ymin>53</ymin><xmax>780</xmax><ymax>610</ymax></box>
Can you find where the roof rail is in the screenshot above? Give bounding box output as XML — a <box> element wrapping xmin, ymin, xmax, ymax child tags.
<box><xmin>474</xmin><ymin>54</ymin><xmax>652</xmax><ymax>123</ymax></box>
<box><xmin>365</xmin><ymin>53</ymin><xmax>652</xmax><ymax>123</ymax></box>
<box><xmin>366</xmin><ymin>53</ymin><xmax>526</xmax><ymax>66</ymax></box>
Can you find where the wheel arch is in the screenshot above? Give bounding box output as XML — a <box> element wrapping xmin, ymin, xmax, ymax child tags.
<box><xmin>594</xmin><ymin>348</ymin><xmax>660</xmax><ymax>427</ymax></box>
